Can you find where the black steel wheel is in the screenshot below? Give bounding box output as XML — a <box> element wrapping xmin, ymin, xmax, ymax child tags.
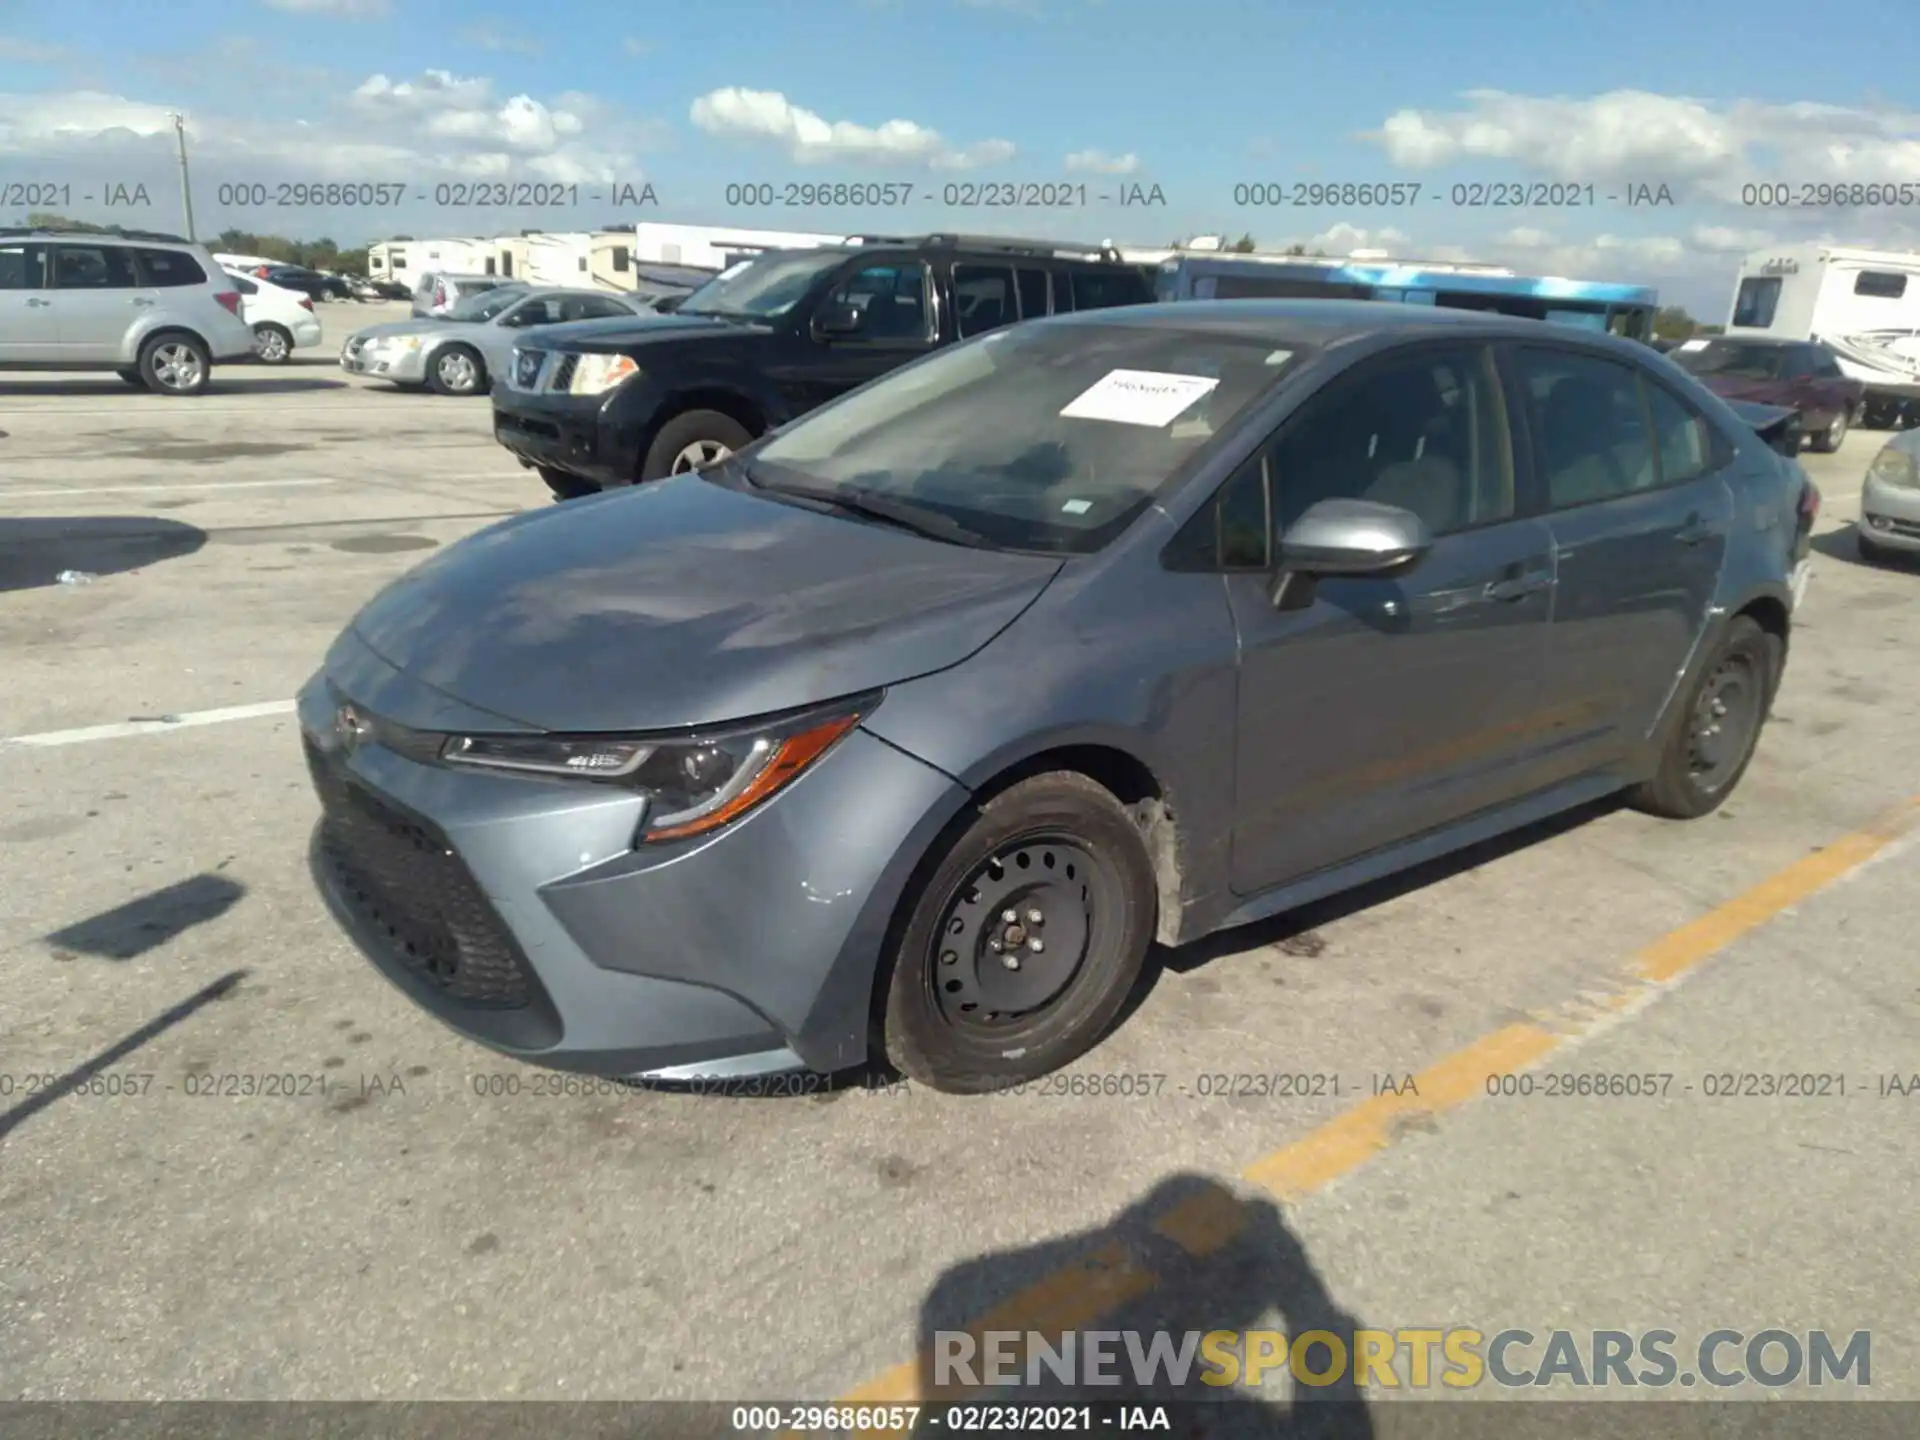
<box><xmin>1627</xmin><ymin>615</ymin><xmax>1779</xmax><ymax>819</ymax></box>
<box><xmin>877</xmin><ymin>772</ymin><xmax>1157</xmax><ymax>1093</ymax></box>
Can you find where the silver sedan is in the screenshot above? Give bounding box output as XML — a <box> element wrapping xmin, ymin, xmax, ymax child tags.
<box><xmin>1859</xmin><ymin>427</ymin><xmax>1920</xmax><ymax>563</ymax></box>
<box><xmin>339</xmin><ymin>287</ymin><xmax>652</xmax><ymax>396</ymax></box>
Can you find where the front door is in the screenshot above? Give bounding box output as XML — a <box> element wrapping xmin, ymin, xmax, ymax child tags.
<box><xmin>784</xmin><ymin>258</ymin><xmax>939</xmax><ymax>413</ymax></box>
<box><xmin>0</xmin><ymin>242</ymin><xmax>55</xmax><ymax>361</ymax></box>
<box><xmin>1506</xmin><ymin>344</ymin><xmax>1733</xmax><ymax>781</ymax></box>
<box><xmin>1227</xmin><ymin>342</ymin><xmax>1561</xmax><ymax>894</ymax></box>
<box><xmin>49</xmin><ymin>242</ymin><xmax>144</xmax><ymax>362</ymax></box>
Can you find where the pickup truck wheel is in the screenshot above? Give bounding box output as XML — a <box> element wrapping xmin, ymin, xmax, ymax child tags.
<box><xmin>876</xmin><ymin>773</ymin><xmax>1157</xmax><ymax>1094</ymax></box>
<box><xmin>641</xmin><ymin>410</ymin><xmax>752</xmax><ymax>481</ymax></box>
<box><xmin>538</xmin><ymin>466</ymin><xmax>597</xmax><ymax>502</ymax></box>
<box><xmin>1808</xmin><ymin>407</ymin><xmax>1848</xmax><ymax>453</ymax></box>
<box><xmin>1626</xmin><ymin>616</ymin><xmax>1779</xmax><ymax>820</ymax></box>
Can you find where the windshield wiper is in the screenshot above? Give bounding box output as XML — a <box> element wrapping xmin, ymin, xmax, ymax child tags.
<box><xmin>742</xmin><ymin>467</ymin><xmax>997</xmax><ymax>549</ymax></box>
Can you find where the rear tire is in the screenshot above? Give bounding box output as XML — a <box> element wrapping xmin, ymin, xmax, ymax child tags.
<box><xmin>138</xmin><ymin>332</ymin><xmax>211</xmax><ymax>396</ymax></box>
<box><xmin>640</xmin><ymin>410</ymin><xmax>752</xmax><ymax>482</ymax></box>
<box><xmin>252</xmin><ymin>323</ymin><xmax>293</xmax><ymax>365</ymax></box>
<box><xmin>1626</xmin><ymin>616</ymin><xmax>1779</xmax><ymax>820</ymax></box>
<box><xmin>877</xmin><ymin>773</ymin><xmax>1157</xmax><ymax>1094</ymax></box>
<box><xmin>538</xmin><ymin>466</ymin><xmax>597</xmax><ymax>502</ymax></box>
<box><xmin>1808</xmin><ymin>407</ymin><xmax>1848</xmax><ymax>453</ymax></box>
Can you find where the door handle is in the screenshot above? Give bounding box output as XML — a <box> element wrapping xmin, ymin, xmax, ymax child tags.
<box><xmin>1675</xmin><ymin>514</ymin><xmax>1714</xmax><ymax>546</ymax></box>
<box><xmin>132</xmin><ymin>297</ymin><xmax>156</xmax><ymax>307</ymax></box>
<box><xmin>27</xmin><ymin>297</ymin><xmax>51</xmax><ymax>308</ymax></box>
<box><xmin>1483</xmin><ymin>573</ymin><xmax>1552</xmax><ymax>602</ymax></box>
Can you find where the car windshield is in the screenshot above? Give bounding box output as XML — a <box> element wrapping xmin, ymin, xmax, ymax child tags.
<box><xmin>1676</xmin><ymin>342</ymin><xmax>1789</xmax><ymax>380</ymax></box>
<box><xmin>677</xmin><ymin>250</ymin><xmax>848</xmax><ymax>319</ymax></box>
<box><xmin>448</xmin><ymin>289</ymin><xmax>526</xmax><ymax>322</ymax></box>
<box><xmin>749</xmin><ymin>321</ymin><xmax>1302</xmax><ymax>554</ymax></box>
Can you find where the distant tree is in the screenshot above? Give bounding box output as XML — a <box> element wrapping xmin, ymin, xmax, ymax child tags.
<box><xmin>1228</xmin><ymin>232</ymin><xmax>1256</xmax><ymax>253</ymax></box>
<box><xmin>1283</xmin><ymin>243</ymin><xmax>1307</xmax><ymax>256</ymax></box>
<box><xmin>1653</xmin><ymin>305</ymin><xmax>1703</xmax><ymax>340</ymax></box>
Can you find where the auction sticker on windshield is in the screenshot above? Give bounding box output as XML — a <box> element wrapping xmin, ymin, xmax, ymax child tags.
<box><xmin>1061</xmin><ymin>370</ymin><xmax>1220</xmax><ymax>428</ymax></box>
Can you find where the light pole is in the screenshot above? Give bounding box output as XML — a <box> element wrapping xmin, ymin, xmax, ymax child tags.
<box><xmin>167</xmin><ymin>111</ymin><xmax>197</xmax><ymax>241</ymax></box>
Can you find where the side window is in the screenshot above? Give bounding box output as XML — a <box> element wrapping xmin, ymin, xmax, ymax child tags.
<box><xmin>1070</xmin><ymin>267</ymin><xmax>1150</xmax><ymax>311</ymax></box>
<box><xmin>133</xmin><ymin>248</ymin><xmax>206</xmax><ymax>286</ymax></box>
<box><xmin>51</xmin><ymin>245</ymin><xmax>137</xmax><ymax>289</ymax></box>
<box><xmin>1731</xmin><ymin>277</ymin><xmax>1781</xmax><ymax>328</ymax></box>
<box><xmin>1512</xmin><ymin>348</ymin><xmax>1658</xmax><ymax>509</ymax></box>
<box><xmin>1780</xmin><ymin>348</ymin><xmax>1814</xmax><ymax>379</ymax></box>
<box><xmin>611</xmin><ymin>247</ymin><xmax>631</xmax><ymax>272</ymax></box>
<box><xmin>1269</xmin><ymin>346</ymin><xmax>1514</xmax><ymax>537</ymax></box>
<box><xmin>1049</xmin><ymin>272</ymin><xmax>1075</xmax><ymax>314</ymax></box>
<box><xmin>0</xmin><ymin>243</ymin><xmax>44</xmax><ymax>289</ymax></box>
<box><xmin>1164</xmin><ymin>457</ymin><xmax>1269</xmax><ymax>572</ymax></box>
<box><xmin>953</xmin><ymin>264</ymin><xmax>1015</xmax><ymax>338</ymax></box>
<box><xmin>1814</xmin><ymin>350</ymin><xmax>1844</xmax><ymax>378</ymax></box>
<box><xmin>1642</xmin><ymin>381</ymin><xmax>1714</xmax><ymax>486</ymax></box>
<box><xmin>1855</xmin><ymin>271</ymin><xmax>1907</xmax><ymax>300</ymax></box>
<box><xmin>1015</xmin><ymin>268</ymin><xmax>1049</xmax><ymax>320</ymax></box>
<box><xmin>826</xmin><ymin>262</ymin><xmax>931</xmax><ymax>342</ymax></box>
<box><xmin>561</xmin><ymin>295</ymin><xmax>630</xmax><ymax>322</ymax></box>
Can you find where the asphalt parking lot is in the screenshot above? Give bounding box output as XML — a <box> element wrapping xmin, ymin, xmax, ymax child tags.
<box><xmin>3</xmin><ymin>328</ymin><xmax>1918</xmax><ymax>1420</ymax></box>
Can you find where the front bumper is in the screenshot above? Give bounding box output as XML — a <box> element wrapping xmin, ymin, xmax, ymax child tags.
<box><xmin>297</xmin><ymin>635</ymin><xmax>966</xmax><ymax>1079</ymax></box>
<box><xmin>492</xmin><ymin>389</ymin><xmax>637</xmax><ymax>491</ymax></box>
<box><xmin>340</xmin><ymin>340</ymin><xmax>428</xmax><ymax>382</ymax></box>
<box><xmin>1860</xmin><ymin>474</ymin><xmax>1920</xmax><ymax>553</ymax></box>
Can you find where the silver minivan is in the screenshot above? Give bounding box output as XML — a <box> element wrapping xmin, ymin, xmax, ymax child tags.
<box><xmin>0</xmin><ymin>229</ymin><xmax>257</xmax><ymax>395</ymax></box>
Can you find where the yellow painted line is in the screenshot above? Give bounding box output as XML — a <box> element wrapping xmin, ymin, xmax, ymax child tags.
<box><xmin>819</xmin><ymin>791</ymin><xmax>1920</xmax><ymax>1421</ymax></box>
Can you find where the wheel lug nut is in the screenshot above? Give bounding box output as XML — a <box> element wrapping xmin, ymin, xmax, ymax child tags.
<box><xmin>989</xmin><ymin>939</ymin><xmax>1003</xmax><ymax>952</ymax></box>
<box><xmin>1028</xmin><ymin>938</ymin><xmax>1044</xmax><ymax>953</ymax></box>
<box><xmin>1002</xmin><ymin>954</ymin><xmax>1020</xmax><ymax>970</ymax></box>
<box><xmin>1001</xmin><ymin>909</ymin><xmax>1017</xmax><ymax>923</ymax></box>
<box><xmin>1026</xmin><ymin>908</ymin><xmax>1043</xmax><ymax>925</ymax></box>
<box><xmin>941</xmin><ymin>951</ymin><xmax>957</xmax><ymax>966</ymax></box>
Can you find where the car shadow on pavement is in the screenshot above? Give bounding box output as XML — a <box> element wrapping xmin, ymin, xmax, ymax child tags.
<box><xmin>0</xmin><ymin>515</ymin><xmax>207</xmax><ymax>591</ymax></box>
<box><xmin>0</xmin><ymin>968</ymin><xmax>248</xmax><ymax>1145</ymax></box>
<box><xmin>46</xmin><ymin>873</ymin><xmax>247</xmax><ymax>962</ymax></box>
<box><xmin>1809</xmin><ymin>526</ymin><xmax>1916</xmax><ymax>572</ymax></box>
<box><xmin>909</xmin><ymin>1173</ymin><xmax>1374</xmax><ymax>1438</ymax></box>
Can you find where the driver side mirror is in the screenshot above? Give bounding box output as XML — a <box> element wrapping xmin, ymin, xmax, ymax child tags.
<box><xmin>1269</xmin><ymin>498</ymin><xmax>1431</xmax><ymax>607</ymax></box>
<box><xmin>813</xmin><ymin>300</ymin><xmax>866</xmax><ymax>339</ymax></box>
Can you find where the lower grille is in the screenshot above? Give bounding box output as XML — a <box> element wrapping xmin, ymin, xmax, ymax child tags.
<box><xmin>306</xmin><ymin>736</ymin><xmax>535</xmax><ymax>1009</ymax></box>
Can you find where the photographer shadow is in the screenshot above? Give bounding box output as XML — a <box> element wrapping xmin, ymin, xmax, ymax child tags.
<box><xmin>910</xmin><ymin>1173</ymin><xmax>1374</xmax><ymax>1439</ymax></box>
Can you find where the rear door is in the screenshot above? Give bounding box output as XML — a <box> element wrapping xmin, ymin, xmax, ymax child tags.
<box><xmin>0</xmin><ymin>242</ymin><xmax>55</xmax><ymax>360</ymax></box>
<box><xmin>48</xmin><ymin>243</ymin><xmax>143</xmax><ymax>361</ymax></box>
<box><xmin>1807</xmin><ymin>346</ymin><xmax>1855</xmax><ymax>427</ymax></box>
<box><xmin>1508</xmin><ymin>343</ymin><xmax>1734</xmax><ymax>781</ymax></box>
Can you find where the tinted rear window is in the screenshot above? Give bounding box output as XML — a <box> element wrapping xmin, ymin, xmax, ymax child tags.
<box><xmin>1070</xmin><ymin>266</ymin><xmax>1153</xmax><ymax>311</ymax></box>
<box><xmin>133</xmin><ymin>248</ymin><xmax>208</xmax><ymax>286</ymax></box>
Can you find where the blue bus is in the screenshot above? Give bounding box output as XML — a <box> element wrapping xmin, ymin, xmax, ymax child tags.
<box><xmin>1152</xmin><ymin>253</ymin><xmax>1660</xmax><ymax>343</ymax></box>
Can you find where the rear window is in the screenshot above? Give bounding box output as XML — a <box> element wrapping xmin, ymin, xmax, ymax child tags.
<box><xmin>1070</xmin><ymin>266</ymin><xmax>1153</xmax><ymax>311</ymax></box>
<box><xmin>133</xmin><ymin>248</ymin><xmax>208</xmax><ymax>286</ymax></box>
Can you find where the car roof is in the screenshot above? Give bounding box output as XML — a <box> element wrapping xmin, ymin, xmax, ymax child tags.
<box><xmin>1042</xmin><ymin>298</ymin><xmax>1632</xmax><ymax>348</ymax></box>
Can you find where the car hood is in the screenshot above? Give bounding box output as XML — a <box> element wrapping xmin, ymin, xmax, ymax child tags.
<box><xmin>521</xmin><ymin>312</ymin><xmax>771</xmax><ymax>353</ymax></box>
<box><xmin>349</xmin><ymin>318</ymin><xmax>459</xmax><ymax>343</ymax></box>
<box><xmin>345</xmin><ymin>475</ymin><xmax>1064</xmax><ymax>733</ymax></box>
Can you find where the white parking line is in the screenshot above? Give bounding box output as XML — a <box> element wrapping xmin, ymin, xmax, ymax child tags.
<box><xmin>1</xmin><ymin>700</ymin><xmax>297</xmax><ymax>749</ymax></box>
<box><xmin>0</xmin><ymin>479</ymin><xmax>339</xmax><ymax>499</ymax></box>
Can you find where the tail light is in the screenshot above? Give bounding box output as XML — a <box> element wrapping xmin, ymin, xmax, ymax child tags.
<box><xmin>299</xmin><ymin>297</ymin><xmax>314</xmax><ymax>312</ymax></box>
<box><xmin>1798</xmin><ymin>477</ymin><xmax>1821</xmax><ymax>529</ymax></box>
<box><xmin>215</xmin><ymin>291</ymin><xmax>243</xmax><ymax>316</ymax></box>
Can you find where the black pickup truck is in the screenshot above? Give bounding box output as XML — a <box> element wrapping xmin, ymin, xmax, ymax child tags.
<box><xmin>490</xmin><ymin>233</ymin><xmax>1156</xmax><ymax>500</ymax></box>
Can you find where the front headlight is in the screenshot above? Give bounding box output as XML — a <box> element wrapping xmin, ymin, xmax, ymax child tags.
<box><xmin>439</xmin><ymin>698</ymin><xmax>872</xmax><ymax>841</ymax></box>
<box><xmin>569</xmin><ymin>352</ymin><xmax>639</xmax><ymax>395</ymax></box>
<box><xmin>379</xmin><ymin>335</ymin><xmax>424</xmax><ymax>354</ymax></box>
<box><xmin>1868</xmin><ymin>445</ymin><xmax>1920</xmax><ymax>489</ymax></box>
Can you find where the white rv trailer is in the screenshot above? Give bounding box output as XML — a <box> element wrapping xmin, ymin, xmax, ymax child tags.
<box><xmin>367</xmin><ymin>237</ymin><xmax>496</xmax><ymax>292</ymax></box>
<box><xmin>615</xmin><ymin>222</ymin><xmax>846</xmax><ymax>271</ymax></box>
<box><xmin>1726</xmin><ymin>245</ymin><xmax>1920</xmax><ymax>427</ymax></box>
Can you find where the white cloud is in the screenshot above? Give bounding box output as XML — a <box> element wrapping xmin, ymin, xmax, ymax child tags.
<box><xmin>458</xmin><ymin>22</ymin><xmax>540</xmax><ymax>55</ymax></box>
<box><xmin>621</xmin><ymin>37</ymin><xmax>651</xmax><ymax>56</ymax></box>
<box><xmin>689</xmin><ymin>87</ymin><xmax>1014</xmax><ymax>169</ymax></box>
<box><xmin>1368</xmin><ymin>88</ymin><xmax>1920</xmax><ymax>204</ymax></box>
<box><xmin>1065</xmin><ymin>149</ymin><xmax>1139</xmax><ymax>175</ymax></box>
<box><xmin>263</xmin><ymin>0</ymin><xmax>389</xmax><ymax>16</ymax></box>
<box><xmin>0</xmin><ymin>71</ymin><xmax>663</xmax><ymax>192</ymax></box>
<box><xmin>0</xmin><ymin>38</ymin><xmax>67</xmax><ymax>63</ymax></box>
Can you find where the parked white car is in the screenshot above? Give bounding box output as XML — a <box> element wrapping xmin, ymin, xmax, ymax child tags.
<box><xmin>226</xmin><ymin>269</ymin><xmax>323</xmax><ymax>364</ymax></box>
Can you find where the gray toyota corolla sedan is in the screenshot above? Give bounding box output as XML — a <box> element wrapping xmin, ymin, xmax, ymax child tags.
<box><xmin>301</xmin><ymin>301</ymin><xmax>1814</xmax><ymax>1093</ymax></box>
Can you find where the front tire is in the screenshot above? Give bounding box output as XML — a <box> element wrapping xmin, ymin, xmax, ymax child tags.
<box><xmin>1626</xmin><ymin>616</ymin><xmax>1779</xmax><ymax>820</ymax></box>
<box><xmin>428</xmin><ymin>344</ymin><xmax>486</xmax><ymax>396</ymax></box>
<box><xmin>1808</xmin><ymin>407</ymin><xmax>1848</xmax><ymax>453</ymax></box>
<box><xmin>138</xmin><ymin>332</ymin><xmax>211</xmax><ymax>396</ymax></box>
<box><xmin>252</xmin><ymin>323</ymin><xmax>292</xmax><ymax>365</ymax></box>
<box><xmin>640</xmin><ymin>410</ymin><xmax>752</xmax><ymax>482</ymax></box>
<box><xmin>877</xmin><ymin>773</ymin><xmax>1157</xmax><ymax>1094</ymax></box>
<box><xmin>538</xmin><ymin>466</ymin><xmax>597</xmax><ymax>502</ymax></box>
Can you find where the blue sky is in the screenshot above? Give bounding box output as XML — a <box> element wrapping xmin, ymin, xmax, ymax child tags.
<box><xmin>3</xmin><ymin>0</ymin><xmax>1919</xmax><ymax>315</ymax></box>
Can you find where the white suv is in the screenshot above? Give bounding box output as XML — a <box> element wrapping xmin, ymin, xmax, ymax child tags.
<box><xmin>0</xmin><ymin>229</ymin><xmax>258</xmax><ymax>395</ymax></box>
